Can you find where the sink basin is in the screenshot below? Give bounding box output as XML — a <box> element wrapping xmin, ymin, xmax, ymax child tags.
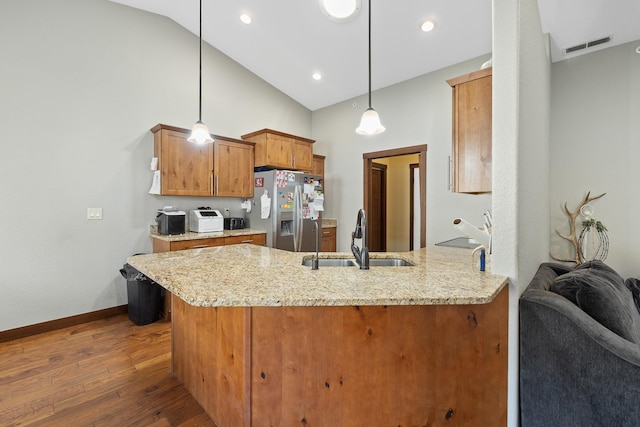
<box><xmin>301</xmin><ymin>257</ymin><xmax>414</xmax><ymax>267</ymax></box>
<box><xmin>368</xmin><ymin>258</ymin><xmax>414</xmax><ymax>267</ymax></box>
<box><xmin>301</xmin><ymin>258</ymin><xmax>357</xmax><ymax>267</ymax></box>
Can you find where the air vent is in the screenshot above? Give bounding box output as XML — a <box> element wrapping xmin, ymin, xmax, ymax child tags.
<box><xmin>588</xmin><ymin>36</ymin><xmax>611</xmax><ymax>48</ymax></box>
<box><xmin>564</xmin><ymin>35</ymin><xmax>613</xmax><ymax>56</ymax></box>
<box><xmin>565</xmin><ymin>43</ymin><xmax>586</xmax><ymax>54</ymax></box>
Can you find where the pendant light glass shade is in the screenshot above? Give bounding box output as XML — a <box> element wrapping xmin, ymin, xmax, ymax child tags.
<box><xmin>188</xmin><ymin>120</ymin><xmax>214</xmax><ymax>144</ymax></box>
<box><xmin>356</xmin><ymin>107</ymin><xmax>385</xmax><ymax>135</ymax></box>
<box><xmin>188</xmin><ymin>0</ymin><xmax>214</xmax><ymax>144</ymax></box>
<box><xmin>356</xmin><ymin>0</ymin><xmax>384</xmax><ymax>135</ymax></box>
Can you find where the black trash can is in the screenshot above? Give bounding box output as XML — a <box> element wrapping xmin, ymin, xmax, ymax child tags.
<box><xmin>119</xmin><ymin>263</ymin><xmax>162</xmax><ymax>326</ymax></box>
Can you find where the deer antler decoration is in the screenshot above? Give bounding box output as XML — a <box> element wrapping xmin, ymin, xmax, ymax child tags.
<box><xmin>551</xmin><ymin>191</ymin><xmax>606</xmax><ymax>265</ymax></box>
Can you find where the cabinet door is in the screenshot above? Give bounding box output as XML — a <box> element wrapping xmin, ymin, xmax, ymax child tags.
<box><xmin>321</xmin><ymin>227</ymin><xmax>336</xmax><ymax>252</ymax></box>
<box><xmin>292</xmin><ymin>139</ymin><xmax>313</xmax><ymax>171</ymax></box>
<box><xmin>265</xmin><ymin>134</ymin><xmax>293</xmax><ymax>168</ymax></box>
<box><xmin>158</xmin><ymin>129</ymin><xmax>214</xmax><ymax>196</ymax></box>
<box><xmin>214</xmin><ymin>139</ymin><xmax>255</xmax><ymax>198</ymax></box>
<box><xmin>312</xmin><ymin>154</ymin><xmax>325</xmax><ymax>178</ymax></box>
<box><xmin>448</xmin><ymin>68</ymin><xmax>492</xmax><ymax>193</ymax></box>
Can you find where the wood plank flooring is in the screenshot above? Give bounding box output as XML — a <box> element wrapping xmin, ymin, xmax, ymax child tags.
<box><xmin>0</xmin><ymin>314</ymin><xmax>216</xmax><ymax>426</ymax></box>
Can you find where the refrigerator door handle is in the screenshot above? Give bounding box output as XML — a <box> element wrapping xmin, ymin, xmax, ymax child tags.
<box><xmin>293</xmin><ymin>184</ymin><xmax>303</xmax><ymax>252</ymax></box>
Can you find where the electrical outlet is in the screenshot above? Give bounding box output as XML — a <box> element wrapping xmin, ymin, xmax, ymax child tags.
<box><xmin>224</xmin><ymin>208</ymin><xmax>230</xmax><ymax>217</ymax></box>
<box><xmin>87</xmin><ymin>208</ymin><xmax>103</xmax><ymax>220</ymax></box>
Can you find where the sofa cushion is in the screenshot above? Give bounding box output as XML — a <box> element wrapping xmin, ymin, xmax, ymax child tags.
<box><xmin>550</xmin><ymin>261</ymin><xmax>640</xmax><ymax>344</ymax></box>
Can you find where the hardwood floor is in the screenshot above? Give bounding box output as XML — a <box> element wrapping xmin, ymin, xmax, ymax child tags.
<box><xmin>0</xmin><ymin>314</ymin><xmax>215</xmax><ymax>426</ymax></box>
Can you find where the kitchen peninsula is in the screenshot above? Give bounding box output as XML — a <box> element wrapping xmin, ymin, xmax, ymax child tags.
<box><xmin>128</xmin><ymin>245</ymin><xmax>508</xmax><ymax>426</ymax></box>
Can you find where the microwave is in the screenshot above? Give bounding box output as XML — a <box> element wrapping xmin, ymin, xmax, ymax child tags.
<box><xmin>156</xmin><ymin>210</ymin><xmax>186</xmax><ymax>235</ymax></box>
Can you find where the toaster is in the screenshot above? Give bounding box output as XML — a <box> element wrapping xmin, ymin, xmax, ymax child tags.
<box><xmin>190</xmin><ymin>209</ymin><xmax>224</xmax><ymax>233</ymax></box>
<box><xmin>224</xmin><ymin>217</ymin><xmax>245</xmax><ymax>230</ymax></box>
<box><xmin>156</xmin><ymin>208</ymin><xmax>186</xmax><ymax>235</ymax></box>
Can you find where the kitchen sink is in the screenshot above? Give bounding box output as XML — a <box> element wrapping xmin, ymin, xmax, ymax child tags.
<box><xmin>301</xmin><ymin>257</ymin><xmax>414</xmax><ymax>267</ymax></box>
<box><xmin>368</xmin><ymin>258</ymin><xmax>414</xmax><ymax>267</ymax></box>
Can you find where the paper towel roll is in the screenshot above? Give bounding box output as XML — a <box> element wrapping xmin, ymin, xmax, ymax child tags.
<box><xmin>452</xmin><ymin>218</ymin><xmax>491</xmax><ymax>250</ymax></box>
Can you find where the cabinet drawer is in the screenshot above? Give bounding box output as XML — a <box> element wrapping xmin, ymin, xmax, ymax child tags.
<box><xmin>170</xmin><ymin>238</ymin><xmax>225</xmax><ymax>251</ymax></box>
<box><xmin>225</xmin><ymin>234</ymin><xmax>266</xmax><ymax>246</ymax></box>
<box><xmin>321</xmin><ymin>227</ymin><xmax>337</xmax><ymax>252</ymax></box>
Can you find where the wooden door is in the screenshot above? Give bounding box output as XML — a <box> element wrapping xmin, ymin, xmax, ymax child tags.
<box><xmin>214</xmin><ymin>138</ymin><xmax>255</xmax><ymax>197</ymax></box>
<box><xmin>368</xmin><ymin>162</ymin><xmax>387</xmax><ymax>252</ymax></box>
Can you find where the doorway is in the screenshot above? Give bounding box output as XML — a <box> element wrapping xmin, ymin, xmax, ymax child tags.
<box><xmin>363</xmin><ymin>145</ymin><xmax>427</xmax><ymax>251</ymax></box>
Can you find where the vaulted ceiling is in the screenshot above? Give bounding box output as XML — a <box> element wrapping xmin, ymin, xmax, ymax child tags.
<box><xmin>110</xmin><ymin>0</ymin><xmax>640</xmax><ymax>111</ymax></box>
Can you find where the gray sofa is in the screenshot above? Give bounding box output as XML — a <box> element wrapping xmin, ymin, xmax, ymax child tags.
<box><xmin>520</xmin><ymin>261</ymin><xmax>640</xmax><ymax>427</ymax></box>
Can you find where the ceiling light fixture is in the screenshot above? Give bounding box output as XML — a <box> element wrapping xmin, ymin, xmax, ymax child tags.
<box><xmin>240</xmin><ymin>14</ymin><xmax>251</xmax><ymax>25</ymax></box>
<box><xmin>356</xmin><ymin>0</ymin><xmax>385</xmax><ymax>136</ymax></box>
<box><xmin>319</xmin><ymin>0</ymin><xmax>361</xmax><ymax>22</ymax></box>
<box><xmin>312</xmin><ymin>72</ymin><xmax>322</xmax><ymax>81</ymax></box>
<box><xmin>188</xmin><ymin>0</ymin><xmax>214</xmax><ymax>145</ymax></box>
<box><xmin>421</xmin><ymin>20</ymin><xmax>435</xmax><ymax>32</ymax></box>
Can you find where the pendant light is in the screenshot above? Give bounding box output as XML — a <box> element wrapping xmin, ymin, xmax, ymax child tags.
<box><xmin>188</xmin><ymin>0</ymin><xmax>214</xmax><ymax>144</ymax></box>
<box><xmin>356</xmin><ymin>0</ymin><xmax>385</xmax><ymax>135</ymax></box>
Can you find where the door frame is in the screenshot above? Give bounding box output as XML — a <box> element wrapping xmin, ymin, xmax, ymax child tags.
<box><xmin>370</xmin><ymin>162</ymin><xmax>388</xmax><ymax>252</ymax></box>
<box><xmin>409</xmin><ymin>162</ymin><xmax>419</xmax><ymax>251</ymax></box>
<box><xmin>363</xmin><ymin>145</ymin><xmax>427</xmax><ymax>249</ymax></box>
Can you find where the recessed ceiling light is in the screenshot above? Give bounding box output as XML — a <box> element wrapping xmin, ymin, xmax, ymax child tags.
<box><xmin>312</xmin><ymin>72</ymin><xmax>322</xmax><ymax>81</ymax></box>
<box><xmin>421</xmin><ymin>20</ymin><xmax>435</xmax><ymax>32</ymax></box>
<box><xmin>319</xmin><ymin>0</ymin><xmax>361</xmax><ymax>22</ymax></box>
<box><xmin>240</xmin><ymin>14</ymin><xmax>252</xmax><ymax>24</ymax></box>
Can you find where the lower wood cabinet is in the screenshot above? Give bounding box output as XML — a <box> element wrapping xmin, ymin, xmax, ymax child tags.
<box><xmin>321</xmin><ymin>227</ymin><xmax>336</xmax><ymax>252</ymax></box>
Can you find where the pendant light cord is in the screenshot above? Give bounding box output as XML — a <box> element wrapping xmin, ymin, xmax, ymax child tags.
<box><xmin>367</xmin><ymin>0</ymin><xmax>372</xmax><ymax>109</ymax></box>
<box><xmin>198</xmin><ymin>0</ymin><xmax>203</xmax><ymax>122</ymax></box>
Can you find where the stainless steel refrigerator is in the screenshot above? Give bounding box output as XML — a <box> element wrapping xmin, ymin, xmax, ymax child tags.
<box><xmin>248</xmin><ymin>170</ymin><xmax>324</xmax><ymax>251</ymax></box>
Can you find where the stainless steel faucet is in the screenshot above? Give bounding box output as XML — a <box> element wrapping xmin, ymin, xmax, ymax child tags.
<box><xmin>312</xmin><ymin>220</ymin><xmax>319</xmax><ymax>270</ymax></box>
<box><xmin>351</xmin><ymin>209</ymin><xmax>369</xmax><ymax>269</ymax></box>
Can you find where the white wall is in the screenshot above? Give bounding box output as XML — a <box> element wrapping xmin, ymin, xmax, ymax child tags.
<box><xmin>0</xmin><ymin>0</ymin><xmax>311</xmax><ymax>331</ymax></box>
<box><xmin>386</xmin><ymin>154</ymin><xmax>419</xmax><ymax>252</ymax></box>
<box><xmin>492</xmin><ymin>0</ymin><xmax>551</xmax><ymax>426</ymax></box>
<box><xmin>312</xmin><ymin>56</ymin><xmax>493</xmax><ymax>252</ymax></box>
<box><xmin>549</xmin><ymin>39</ymin><xmax>640</xmax><ymax>279</ymax></box>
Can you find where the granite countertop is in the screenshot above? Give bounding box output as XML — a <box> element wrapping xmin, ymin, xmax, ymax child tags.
<box><xmin>321</xmin><ymin>218</ymin><xmax>337</xmax><ymax>228</ymax></box>
<box><xmin>127</xmin><ymin>245</ymin><xmax>507</xmax><ymax>308</ymax></box>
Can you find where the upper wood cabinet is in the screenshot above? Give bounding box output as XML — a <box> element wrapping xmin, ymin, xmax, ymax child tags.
<box><xmin>214</xmin><ymin>137</ymin><xmax>254</xmax><ymax>197</ymax></box>
<box><xmin>151</xmin><ymin>124</ymin><xmax>255</xmax><ymax>198</ymax></box>
<box><xmin>241</xmin><ymin>129</ymin><xmax>314</xmax><ymax>171</ymax></box>
<box><xmin>312</xmin><ymin>154</ymin><xmax>325</xmax><ymax>178</ymax></box>
<box><xmin>447</xmin><ymin>67</ymin><xmax>492</xmax><ymax>194</ymax></box>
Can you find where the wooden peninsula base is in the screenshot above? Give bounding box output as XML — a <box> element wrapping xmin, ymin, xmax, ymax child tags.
<box><xmin>171</xmin><ymin>286</ymin><xmax>508</xmax><ymax>426</ymax></box>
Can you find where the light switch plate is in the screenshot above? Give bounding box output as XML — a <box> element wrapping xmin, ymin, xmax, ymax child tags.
<box><xmin>87</xmin><ymin>208</ymin><xmax>103</xmax><ymax>220</ymax></box>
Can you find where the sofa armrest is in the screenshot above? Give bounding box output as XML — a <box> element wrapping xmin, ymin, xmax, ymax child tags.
<box><xmin>520</xmin><ymin>292</ymin><xmax>640</xmax><ymax>427</ymax></box>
